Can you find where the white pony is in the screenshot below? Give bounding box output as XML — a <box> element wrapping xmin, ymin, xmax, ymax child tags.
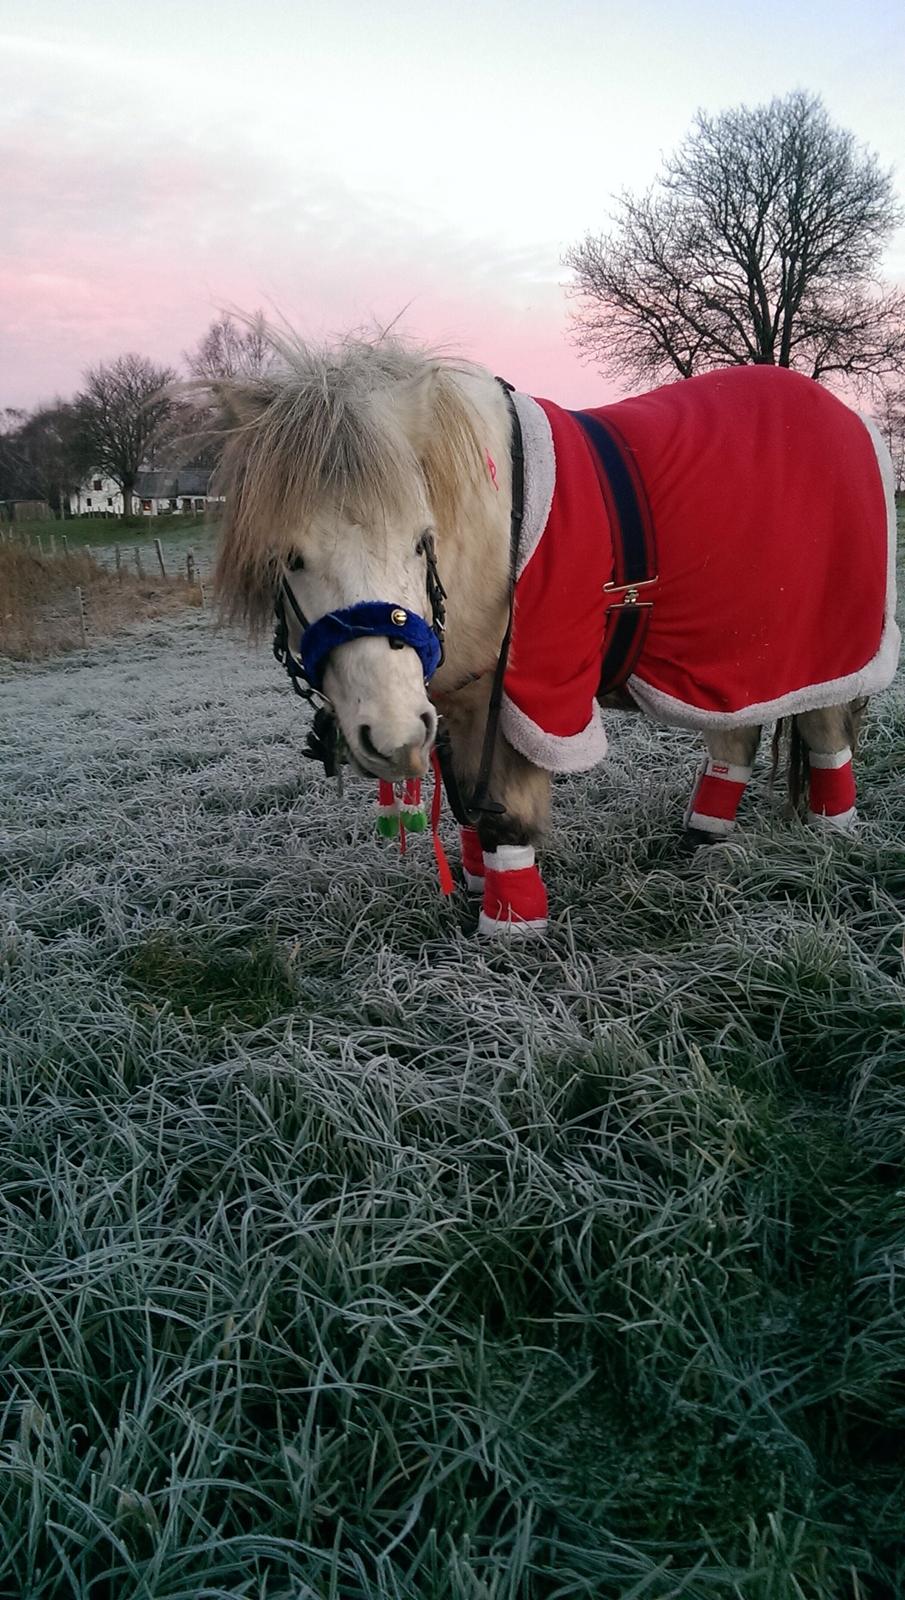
<box><xmin>213</xmin><ymin>330</ymin><xmax>898</xmax><ymax>937</ymax></box>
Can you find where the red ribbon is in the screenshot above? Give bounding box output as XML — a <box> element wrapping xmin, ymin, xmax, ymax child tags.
<box><xmin>430</xmin><ymin>749</ymin><xmax>455</xmax><ymax>896</ymax></box>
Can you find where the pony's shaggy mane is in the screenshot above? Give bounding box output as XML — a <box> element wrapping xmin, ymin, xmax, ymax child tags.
<box><xmin>211</xmin><ymin>327</ymin><xmax>487</xmax><ymax>629</ymax></box>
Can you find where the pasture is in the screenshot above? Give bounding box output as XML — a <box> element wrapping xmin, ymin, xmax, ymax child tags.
<box><xmin>1</xmin><ymin>522</ymin><xmax>904</xmax><ymax>1598</ymax></box>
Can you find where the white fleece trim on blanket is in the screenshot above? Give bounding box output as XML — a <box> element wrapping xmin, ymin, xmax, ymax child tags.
<box><xmin>500</xmin><ymin>692</ymin><xmax>608</xmax><ymax>772</ymax></box>
<box><xmin>626</xmin><ymin>414</ymin><xmax>900</xmax><ymax>731</ymax></box>
<box><xmin>509</xmin><ymin>392</ymin><xmax>555</xmax><ymax>580</ymax></box>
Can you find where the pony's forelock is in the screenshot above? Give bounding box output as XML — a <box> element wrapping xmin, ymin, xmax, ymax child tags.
<box><xmin>211</xmin><ymin>328</ymin><xmax>487</xmax><ymax>630</ymax></box>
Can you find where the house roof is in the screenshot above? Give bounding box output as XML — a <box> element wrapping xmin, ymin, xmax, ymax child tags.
<box><xmin>134</xmin><ymin>471</ymin><xmax>176</xmax><ymax>498</ymax></box>
<box><xmin>176</xmin><ymin>468</ymin><xmax>213</xmax><ymax>496</ymax></box>
<box><xmin>133</xmin><ymin>468</ymin><xmax>214</xmax><ymax>498</ymax></box>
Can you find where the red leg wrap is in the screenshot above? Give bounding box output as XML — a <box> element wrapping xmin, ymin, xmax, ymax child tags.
<box><xmin>479</xmin><ymin>844</ymin><xmax>548</xmax><ymax>937</ymax></box>
<box><xmin>685</xmin><ymin>757</ymin><xmax>752</xmax><ymax>837</ymax></box>
<box><xmin>460</xmin><ymin>826</ymin><xmax>485</xmax><ymax>892</ymax></box>
<box><xmin>808</xmin><ymin>748</ymin><xmax>856</xmax><ymax>829</ymax></box>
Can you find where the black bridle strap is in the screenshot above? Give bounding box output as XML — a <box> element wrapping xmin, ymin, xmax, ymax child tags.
<box><xmin>280</xmin><ymin>574</ymin><xmax>310</xmax><ymax>632</ymax></box>
<box><xmin>469</xmin><ymin>380</ymin><xmax>525</xmax><ymax>817</ymax></box>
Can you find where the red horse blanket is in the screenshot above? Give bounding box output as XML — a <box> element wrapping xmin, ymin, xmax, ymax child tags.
<box><xmin>502</xmin><ymin>366</ymin><xmax>898</xmax><ymax>771</ymax></box>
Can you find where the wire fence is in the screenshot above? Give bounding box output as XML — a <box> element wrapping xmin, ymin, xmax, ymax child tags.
<box><xmin>0</xmin><ymin>525</ymin><xmax>208</xmax><ymax>659</ymax></box>
<box><xmin>0</xmin><ymin>525</ymin><xmax>216</xmax><ymax>584</ymax></box>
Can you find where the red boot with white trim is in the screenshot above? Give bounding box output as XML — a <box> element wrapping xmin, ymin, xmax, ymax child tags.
<box><xmin>479</xmin><ymin>843</ymin><xmax>549</xmax><ymax>938</ymax></box>
<box><xmin>807</xmin><ymin>746</ymin><xmax>857</xmax><ymax>831</ymax></box>
<box><xmin>684</xmin><ymin>756</ymin><xmax>753</xmax><ymax>840</ymax></box>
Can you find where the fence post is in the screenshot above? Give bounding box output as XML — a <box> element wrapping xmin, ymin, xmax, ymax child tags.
<box><xmin>61</xmin><ymin>534</ymin><xmax>69</xmax><ymax>555</ymax></box>
<box><xmin>75</xmin><ymin>586</ymin><xmax>88</xmax><ymax>647</ymax></box>
<box><xmin>154</xmin><ymin>537</ymin><xmax>167</xmax><ymax>579</ymax></box>
<box><xmin>115</xmin><ymin>545</ymin><xmax>122</xmax><ymax>581</ymax></box>
<box><xmin>198</xmin><ymin>580</ymin><xmax>206</xmax><ymax>608</ymax></box>
<box><xmin>186</xmin><ymin>550</ymin><xmax>195</xmax><ymax>584</ymax></box>
<box><xmin>134</xmin><ymin>547</ymin><xmax>144</xmax><ymax>578</ymax></box>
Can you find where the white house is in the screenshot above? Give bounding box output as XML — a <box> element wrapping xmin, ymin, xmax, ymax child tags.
<box><xmin>69</xmin><ymin>468</ymin><xmax>221</xmax><ymax>517</ymax></box>
<box><xmin>69</xmin><ymin>474</ymin><xmax>122</xmax><ymax>516</ymax></box>
<box><xmin>133</xmin><ymin>468</ymin><xmax>219</xmax><ymax>516</ymax></box>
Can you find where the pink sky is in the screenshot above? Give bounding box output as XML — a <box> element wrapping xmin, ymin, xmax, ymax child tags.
<box><xmin>3</xmin><ymin>1</ymin><xmax>904</xmax><ymax>411</ymax></box>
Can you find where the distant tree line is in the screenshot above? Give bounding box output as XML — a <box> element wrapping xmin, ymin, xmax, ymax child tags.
<box><xmin>0</xmin><ymin>314</ymin><xmax>271</xmax><ymax>520</ymax></box>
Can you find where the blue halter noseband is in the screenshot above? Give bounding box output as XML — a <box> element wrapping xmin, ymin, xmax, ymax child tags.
<box><xmin>299</xmin><ymin>600</ymin><xmax>441</xmax><ymax>692</ymax></box>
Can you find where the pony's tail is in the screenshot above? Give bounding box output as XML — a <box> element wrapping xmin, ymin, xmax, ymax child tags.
<box><xmin>770</xmin><ymin>717</ymin><xmax>810</xmax><ymax>813</ymax></box>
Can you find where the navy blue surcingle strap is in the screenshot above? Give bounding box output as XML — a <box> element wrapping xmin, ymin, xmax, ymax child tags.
<box><xmin>570</xmin><ymin>409</ymin><xmax>658</xmax><ymax>694</ymax></box>
<box><xmin>300</xmin><ymin>601</ymin><xmax>442</xmax><ymax>691</ymax></box>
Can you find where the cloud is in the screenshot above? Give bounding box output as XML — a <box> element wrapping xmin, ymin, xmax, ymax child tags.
<box><xmin>0</xmin><ymin>111</ymin><xmax>607</xmax><ymax>407</ymax></box>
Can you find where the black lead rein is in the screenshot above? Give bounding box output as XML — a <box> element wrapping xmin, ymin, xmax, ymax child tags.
<box><xmin>467</xmin><ymin>378</ymin><xmax>525</xmax><ymax>817</ymax></box>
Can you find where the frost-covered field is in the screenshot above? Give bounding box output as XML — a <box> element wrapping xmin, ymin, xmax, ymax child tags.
<box><xmin>2</xmin><ymin>588</ymin><xmax>904</xmax><ymax>1599</ymax></box>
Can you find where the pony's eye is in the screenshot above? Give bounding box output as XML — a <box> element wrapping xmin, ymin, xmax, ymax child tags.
<box><xmin>287</xmin><ymin>552</ymin><xmax>305</xmax><ymax>573</ymax></box>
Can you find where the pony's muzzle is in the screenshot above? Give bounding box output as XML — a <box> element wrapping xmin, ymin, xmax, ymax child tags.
<box><xmin>357</xmin><ymin>709</ymin><xmax>436</xmax><ymax>778</ymax></box>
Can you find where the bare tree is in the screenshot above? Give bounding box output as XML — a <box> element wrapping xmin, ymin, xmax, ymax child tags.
<box><xmin>184</xmin><ymin>313</ymin><xmax>271</xmax><ymax>382</ymax></box>
<box><xmin>179</xmin><ymin>313</ymin><xmax>274</xmax><ymax>472</ymax></box>
<box><xmin>567</xmin><ymin>92</ymin><xmax>905</xmax><ymax>389</ymax></box>
<box><xmin>873</xmin><ymin>380</ymin><xmax>905</xmax><ymax>496</ymax></box>
<box><xmin>2</xmin><ymin>403</ymin><xmax>81</xmax><ymax>516</ymax></box>
<box><xmin>0</xmin><ymin>410</ymin><xmax>30</xmax><ymax>507</ymax></box>
<box><xmin>74</xmin><ymin>355</ymin><xmax>175</xmax><ymax>517</ymax></box>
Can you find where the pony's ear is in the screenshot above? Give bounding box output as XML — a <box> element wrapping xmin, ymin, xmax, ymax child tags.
<box><xmin>391</xmin><ymin>369</ymin><xmax>439</xmax><ymax>456</ymax></box>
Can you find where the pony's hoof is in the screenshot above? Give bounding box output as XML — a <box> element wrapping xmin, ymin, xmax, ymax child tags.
<box><xmin>680</xmin><ymin>827</ymin><xmax>719</xmax><ymax>852</ymax></box>
<box><xmin>478</xmin><ymin>912</ymin><xmax>548</xmax><ymax>939</ymax></box>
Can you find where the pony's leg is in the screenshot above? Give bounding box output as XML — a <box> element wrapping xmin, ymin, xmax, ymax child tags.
<box><xmin>476</xmin><ymin>790</ymin><xmax>551</xmax><ymax>938</ymax></box>
<box><xmin>433</xmin><ymin>679</ymin><xmax>551</xmax><ymax>935</ymax></box>
<box><xmin>684</xmin><ymin>726</ymin><xmax>761</xmax><ymax>843</ymax></box>
<box><xmin>795</xmin><ymin>703</ymin><xmax>863</xmax><ymax>831</ymax></box>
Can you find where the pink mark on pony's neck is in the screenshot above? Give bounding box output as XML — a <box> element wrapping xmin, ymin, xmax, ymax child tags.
<box><xmin>485</xmin><ymin>451</ymin><xmax>499</xmax><ymax>491</ymax></box>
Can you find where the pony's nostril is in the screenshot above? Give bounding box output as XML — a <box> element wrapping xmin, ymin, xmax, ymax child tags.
<box><xmin>421</xmin><ymin>711</ymin><xmax>435</xmax><ymax>740</ymax></box>
<box><xmin>358</xmin><ymin>725</ymin><xmax>380</xmax><ymax>760</ymax></box>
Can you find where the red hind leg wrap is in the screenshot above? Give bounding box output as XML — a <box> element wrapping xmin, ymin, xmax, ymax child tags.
<box><xmin>808</xmin><ymin>747</ymin><xmax>856</xmax><ymax>830</ymax></box>
<box><xmin>460</xmin><ymin>826</ymin><xmax>485</xmax><ymax>893</ymax></box>
<box><xmin>685</xmin><ymin>757</ymin><xmax>752</xmax><ymax>837</ymax></box>
<box><xmin>479</xmin><ymin>844</ymin><xmax>548</xmax><ymax>938</ymax></box>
